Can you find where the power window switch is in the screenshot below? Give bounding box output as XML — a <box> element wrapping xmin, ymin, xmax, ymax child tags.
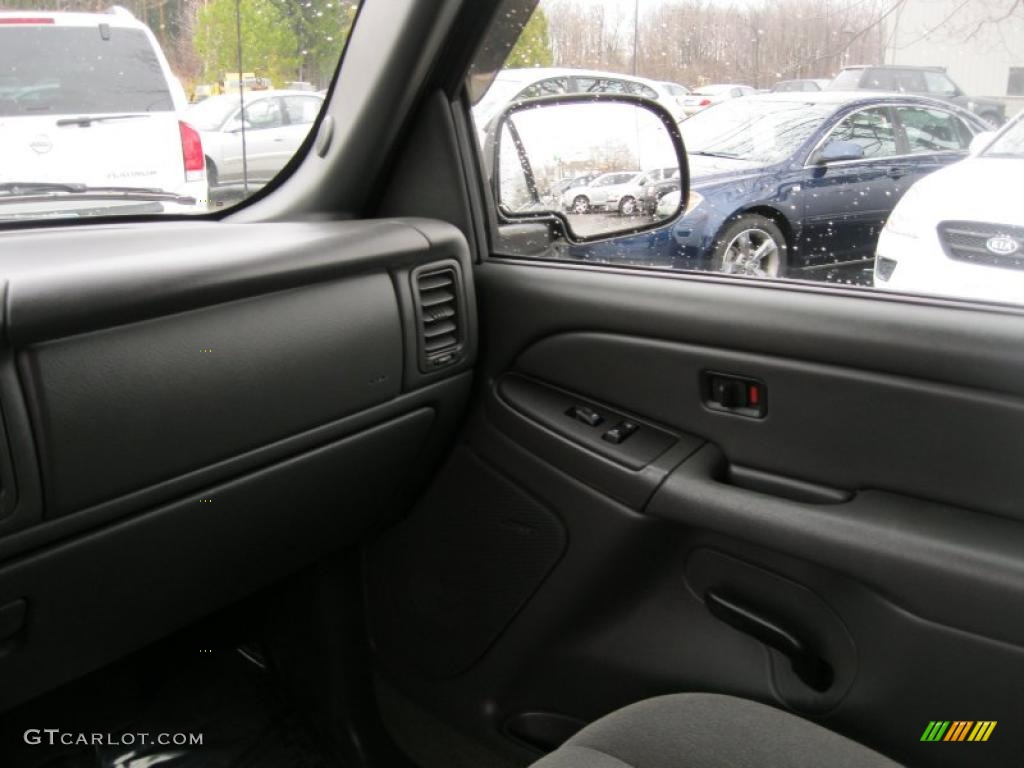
<box><xmin>602</xmin><ymin>420</ymin><xmax>639</xmax><ymax>444</ymax></box>
<box><xmin>567</xmin><ymin>405</ymin><xmax>604</xmax><ymax>427</ymax></box>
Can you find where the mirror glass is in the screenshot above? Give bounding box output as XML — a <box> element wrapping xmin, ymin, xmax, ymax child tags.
<box><xmin>496</xmin><ymin>101</ymin><xmax>682</xmax><ymax>240</ymax></box>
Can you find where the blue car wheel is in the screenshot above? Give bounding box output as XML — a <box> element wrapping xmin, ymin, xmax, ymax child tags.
<box><xmin>711</xmin><ymin>214</ymin><xmax>788</xmax><ymax>278</ymax></box>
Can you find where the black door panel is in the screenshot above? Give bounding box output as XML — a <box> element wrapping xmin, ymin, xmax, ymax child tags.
<box><xmin>369</xmin><ymin>259</ymin><xmax>1024</xmax><ymax>768</ymax></box>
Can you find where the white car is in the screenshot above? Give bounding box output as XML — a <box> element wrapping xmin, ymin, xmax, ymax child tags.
<box><xmin>561</xmin><ymin>171</ymin><xmax>649</xmax><ymax>215</ymax></box>
<box><xmin>874</xmin><ymin>111</ymin><xmax>1024</xmax><ymax>304</ymax></box>
<box><xmin>473</xmin><ymin>68</ymin><xmax>687</xmax><ymax>133</ymax></box>
<box><xmin>187</xmin><ymin>91</ymin><xmax>324</xmax><ymax>187</ymax></box>
<box><xmin>679</xmin><ymin>84</ymin><xmax>756</xmax><ymax>117</ymax></box>
<box><xmin>0</xmin><ymin>8</ymin><xmax>206</xmax><ymax>207</ymax></box>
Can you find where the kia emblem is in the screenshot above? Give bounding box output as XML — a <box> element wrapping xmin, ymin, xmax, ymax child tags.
<box><xmin>986</xmin><ymin>235</ymin><xmax>1020</xmax><ymax>256</ymax></box>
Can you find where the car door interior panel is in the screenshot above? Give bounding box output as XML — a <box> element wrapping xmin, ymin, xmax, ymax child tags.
<box><xmin>366</xmin><ymin>258</ymin><xmax>1024</xmax><ymax>768</ymax></box>
<box><xmin>0</xmin><ymin>216</ymin><xmax>476</xmax><ymax>713</ymax></box>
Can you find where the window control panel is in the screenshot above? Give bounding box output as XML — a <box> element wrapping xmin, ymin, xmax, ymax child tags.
<box><xmin>703</xmin><ymin>371</ymin><xmax>766</xmax><ymax>418</ymax></box>
<box><xmin>602</xmin><ymin>420</ymin><xmax>639</xmax><ymax>444</ymax></box>
<box><xmin>568</xmin><ymin>408</ymin><xmax>639</xmax><ymax>444</ymax></box>
<box><xmin>498</xmin><ymin>374</ymin><xmax>682</xmax><ymax>471</ymax></box>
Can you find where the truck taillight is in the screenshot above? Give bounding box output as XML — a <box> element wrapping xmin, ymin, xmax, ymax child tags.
<box><xmin>0</xmin><ymin>17</ymin><xmax>54</xmax><ymax>23</ymax></box>
<box><xmin>178</xmin><ymin>120</ymin><xmax>205</xmax><ymax>183</ymax></box>
<box><xmin>699</xmin><ymin>98</ymin><xmax>712</xmax><ymax>106</ymax></box>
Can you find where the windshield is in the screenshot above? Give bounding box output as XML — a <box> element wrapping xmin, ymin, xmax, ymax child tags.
<box><xmin>683</xmin><ymin>99</ymin><xmax>838</xmax><ymax>163</ymax></box>
<box><xmin>826</xmin><ymin>69</ymin><xmax>862</xmax><ymax>90</ymax></box>
<box><xmin>983</xmin><ymin>117</ymin><xmax>1024</xmax><ymax>158</ymax></box>
<box><xmin>0</xmin><ymin>27</ymin><xmax>173</xmax><ymax>115</ymax></box>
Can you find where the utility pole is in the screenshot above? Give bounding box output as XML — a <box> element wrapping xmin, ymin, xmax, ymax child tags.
<box><xmin>236</xmin><ymin>0</ymin><xmax>249</xmax><ymax>195</ymax></box>
<box><xmin>632</xmin><ymin>0</ymin><xmax>639</xmax><ymax>75</ymax></box>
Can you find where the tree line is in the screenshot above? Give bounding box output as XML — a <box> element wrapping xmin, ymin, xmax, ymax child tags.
<box><xmin>541</xmin><ymin>0</ymin><xmax>888</xmax><ymax>88</ymax></box>
<box><xmin>0</xmin><ymin>0</ymin><xmax>353</xmax><ymax>89</ymax></box>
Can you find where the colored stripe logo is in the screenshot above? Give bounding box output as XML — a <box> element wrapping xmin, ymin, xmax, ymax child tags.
<box><xmin>921</xmin><ymin>721</ymin><xmax>996</xmax><ymax>742</ymax></box>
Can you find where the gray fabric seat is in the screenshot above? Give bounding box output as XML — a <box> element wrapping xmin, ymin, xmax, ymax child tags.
<box><xmin>529</xmin><ymin>694</ymin><xmax>901</xmax><ymax>768</ymax></box>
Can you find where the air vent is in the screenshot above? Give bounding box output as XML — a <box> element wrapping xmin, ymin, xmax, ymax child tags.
<box><xmin>413</xmin><ymin>265</ymin><xmax>463</xmax><ymax>370</ymax></box>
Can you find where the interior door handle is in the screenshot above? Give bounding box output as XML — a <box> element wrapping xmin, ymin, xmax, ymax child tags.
<box><xmin>705</xmin><ymin>589</ymin><xmax>833</xmax><ymax>692</ymax></box>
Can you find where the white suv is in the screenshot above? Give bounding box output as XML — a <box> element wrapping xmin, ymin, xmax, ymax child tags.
<box><xmin>0</xmin><ymin>8</ymin><xmax>207</xmax><ymax>212</ymax></box>
<box><xmin>561</xmin><ymin>171</ymin><xmax>649</xmax><ymax>215</ymax></box>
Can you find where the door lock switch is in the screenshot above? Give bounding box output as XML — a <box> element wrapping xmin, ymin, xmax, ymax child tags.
<box><xmin>602</xmin><ymin>420</ymin><xmax>639</xmax><ymax>444</ymax></box>
<box><xmin>711</xmin><ymin>376</ymin><xmax>747</xmax><ymax>409</ymax></box>
<box><xmin>567</xmin><ymin>404</ymin><xmax>604</xmax><ymax>427</ymax></box>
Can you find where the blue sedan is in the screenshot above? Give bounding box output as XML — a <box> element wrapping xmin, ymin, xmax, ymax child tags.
<box><xmin>578</xmin><ymin>92</ymin><xmax>988</xmax><ymax>282</ymax></box>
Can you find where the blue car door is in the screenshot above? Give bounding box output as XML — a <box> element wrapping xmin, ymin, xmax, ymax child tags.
<box><xmin>799</xmin><ymin>107</ymin><xmax>908</xmax><ymax>267</ymax></box>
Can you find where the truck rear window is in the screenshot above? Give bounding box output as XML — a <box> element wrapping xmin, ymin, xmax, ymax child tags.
<box><xmin>0</xmin><ymin>26</ymin><xmax>173</xmax><ymax>116</ymax></box>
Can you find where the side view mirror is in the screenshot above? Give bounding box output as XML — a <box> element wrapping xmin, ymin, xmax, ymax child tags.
<box><xmin>969</xmin><ymin>130</ymin><xmax>996</xmax><ymax>155</ymax></box>
<box><xmin>493</xmin><ymin>94</ymin><xmax>688</xmax><ymax>243</ymax></box>
<box><xmin>816</xmin><ymin>140</ymin><xmax>866</xmax><ymax>165</ymax></box>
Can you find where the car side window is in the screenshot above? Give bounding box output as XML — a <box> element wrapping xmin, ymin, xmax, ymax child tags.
<box><xmin>469</xmin><ymin>1</ymin><xmax>1023</xmax><ymax>308</ymax></box>
<box><xmin>825</xmin><ymin>108</ymin><xmax>898</xmax><ymax>158</ymax></box>
<box><xmin>577</xmin><ymin>77</ymin><xmax>628</xmax><ymax>94</ymax></box>
<box><xmin>922</xmin><ymin>71</ymin><xmax>959</xmax><ymax>97</ymax></box>
<box><xmin>866</xmin><ymin>68</ymin><xmax>926</xmax><ymax>92</ymax></box>
<box><xmin>897</xmin><ymin>107</ymin><xmax>971</xmax><ymax>153</ymax></box>
<box><xmin>283</xmin><ymin>96</ymin><xmax>321</xmax><ymax>125</ymax></box>
<box><xmin>517</xmin><ymin>77</ymin><xmax>570</xmax><ymax>99</ymax></box>
<box><xmin>625</xmin><ymin>81</ymin><xmax>659</xmax><ymax>99</ymax></box>
<box><xmin>241</xmin><ymin>98</ymin><xmax>283</xmax><ymax>130</ymax></box>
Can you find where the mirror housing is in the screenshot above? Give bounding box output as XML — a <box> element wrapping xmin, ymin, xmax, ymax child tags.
<box><xmin>969</xmin><ymin>130</ymin><xmax>996</xmax><ymax>156</ymax></box>
<box><xmin>816</xmin><ymin>140</ymin><xmax>866</xmax><ymax>165</ymax></box>
<box><xmin>491</xmin><ymin>94</ymin><xmax>688</xmax><ymax>243</ymax></box>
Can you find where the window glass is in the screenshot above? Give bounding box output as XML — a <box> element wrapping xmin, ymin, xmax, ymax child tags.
<box><xmin>240</xmin><ymin>98</ymin><xmax>283</xmax><ymax>130</ymax></box>
<box><xmin>685</xmin><ymin>99</ymin><xmax>838</xmax><ymax>164</ymax></box>
<box><xmin>0</xmin><ymin>27</ymin><xmax>172</xmax><ymax>115</ymax></box>
<box><xmin>865</xmin><ymin>68</ymin><xmax>926</xmax><ymax>92</ymax></box>
<box><xmin>284</xmin><ymin>95</ymin><xmax>323</xmax><ymax>125</ymax></box>
<box><xmin>898</xmin><ymin>107</ymin><xmax>970</xmax><ymax>153</ymax></box>
<box><xmin>624</xmin><ymin>81</ymin><xmax>659</xmax><ymax>99</ymax></box>
<box><xmin>0</xmin><ymin>2</ymin><xmax>359</xmax><ymax>221</ymax></box>
<box><xmin>825</xmin><ymin>108</ymin><xmax>897</xmax><ymax>158</ymax></box>
<box><xmin>517</xmin><ymin>77</ymin><xmax>570</xmax><ymax>99</ymax></box>
<box><xmin>983</xmin><ymin>118</ymin><xmax>1024</xmax><ymax>158</ymax></box>
<box><xmin>923</xmin><ymin>71</ymin><xmax>958</xmax><ymax>97</ymax></box>
<box><xmin>577</xmin><ymin>77</ymin><xmax>628</xmax><ymax>94</ymax></box>
<box><xmin>827</xmin><ymin>69</ymin><xmax>863</xmax><ymax>90</ymax></box>
<box><xmin>469</xmin><ymin>0</ymin><xmax>1016</xmax><ymax>307</ymax></box>
<box><xmin>1009</xmin><ymin>67</ymin><xmax>1024</xmax><ymax>97</ymax></box>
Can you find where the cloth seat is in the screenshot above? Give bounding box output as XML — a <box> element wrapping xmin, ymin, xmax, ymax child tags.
<box><xmin>529</xmin><ymin>693</ymin><xmax>901</xmax><ymax>768</ymax></box>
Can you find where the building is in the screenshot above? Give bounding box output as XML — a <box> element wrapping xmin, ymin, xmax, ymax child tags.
<box><xmin>885</xmin><ymin>0</ymin><xmax>1024</xmax><ymax>111</ymax></box>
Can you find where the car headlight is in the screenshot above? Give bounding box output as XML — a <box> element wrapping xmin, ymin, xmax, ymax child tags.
<box><xmin>883</xmin><ymin>186</ymin><xmax>925</xmax><ymax>238</ymax></box>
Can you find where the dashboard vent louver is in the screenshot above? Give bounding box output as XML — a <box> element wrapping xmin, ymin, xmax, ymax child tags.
<box><xmin>414</xmin><ymin>266</ymin><xmax>463</xmax><ymax>370</ymax></box>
